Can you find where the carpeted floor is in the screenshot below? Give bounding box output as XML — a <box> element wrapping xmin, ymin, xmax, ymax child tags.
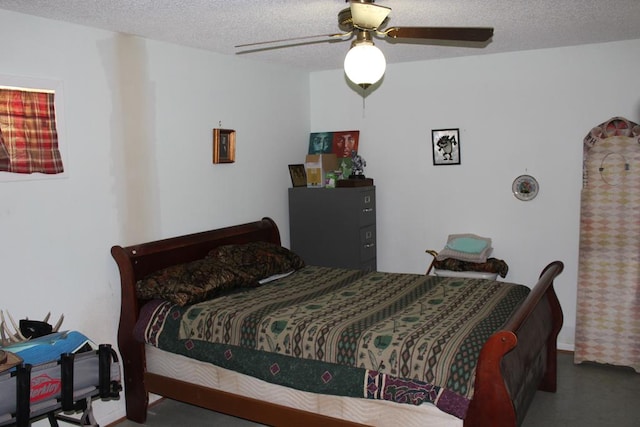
<box><xmin>110</xmin><ymin>352</ymin><xmax>639</xmax><ymax>427</ymax></box>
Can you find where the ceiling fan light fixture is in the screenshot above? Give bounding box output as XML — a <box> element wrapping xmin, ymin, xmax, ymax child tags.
<box><xmin>344</xmin><ymin>41</ymin><xmax>386</xmax><ymax>89</ymax></box>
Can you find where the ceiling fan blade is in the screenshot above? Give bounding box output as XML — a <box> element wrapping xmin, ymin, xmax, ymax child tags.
<box><xmin>383</xmin><ymin>26</ymin><xmax>494</xmax><ymax>42</ymax></box>
<box><xmin>350</xmin><ymin>1</ymin><xmax>391</xmax><ymax>30</ymax></box>
<box><xmin>235</xmin><ymin>32</ymin><xmax>348</xmax><ymax>49</ymax></box>
<box><xmin>236</xmin><ymin>38</ymin><xmax>348</xmax><ymax>55</ymax></box>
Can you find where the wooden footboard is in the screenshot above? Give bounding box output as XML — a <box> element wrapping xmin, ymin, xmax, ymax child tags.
<box><xmin>111</xmin><ymin>217</ymin><xmax>564</xmax><ymax>427</ymax></box>
<box><xmin>465</xmin><ymin>261</ymin><xmax>564</xmax><ymax>427</ymax></box>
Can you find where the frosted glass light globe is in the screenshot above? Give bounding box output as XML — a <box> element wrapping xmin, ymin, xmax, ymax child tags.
<box><xmin>344</xmin><ymin>43</ymin><xmax>386</xmax><ymax>88</ymax></box>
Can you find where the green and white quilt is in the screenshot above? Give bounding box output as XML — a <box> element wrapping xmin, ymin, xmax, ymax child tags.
<box><xmin>136</xmin><ymin>265</ymin><xmax>529</xmax><ymax>419</ymax></box>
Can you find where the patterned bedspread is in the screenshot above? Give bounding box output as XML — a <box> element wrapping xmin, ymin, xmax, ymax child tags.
<box><xmin>136</xmin><ymin>265</ymin><xmax>530</xmax><ymax>419</ymax></box>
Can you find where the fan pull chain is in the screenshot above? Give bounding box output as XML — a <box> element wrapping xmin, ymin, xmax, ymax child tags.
<box><xmin>362</xmin><ymin>88</ymin><xmax>366</xmax><ymax>118</ymax></box>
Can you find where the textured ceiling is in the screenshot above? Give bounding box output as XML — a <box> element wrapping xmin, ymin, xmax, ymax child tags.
<box><xmin>1</xmin><ymin>0</ymin><xmax>639</xmax><ymax>71</ymax></box>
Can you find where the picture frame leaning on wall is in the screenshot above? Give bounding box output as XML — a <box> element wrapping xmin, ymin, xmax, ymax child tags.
<box><xmin>288</xmin><ymin>164</ymin><xmax>307</xmax><ymax>187</ymax></box>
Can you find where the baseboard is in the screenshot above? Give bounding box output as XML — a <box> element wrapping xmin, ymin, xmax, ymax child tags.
<box><xmin>558</xmin><ymin>342</ymin><xmax>575</xmax><ymax>352</ymax></box>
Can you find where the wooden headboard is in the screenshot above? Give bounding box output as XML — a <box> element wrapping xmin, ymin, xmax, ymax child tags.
<box><xmin>110</xmin><ymin>217</ymin><xmax>281</xmax><ymax>420</ymax></box>
<box><xmin>112</xmin><ymin>217</ymin><xmax>281</xmax><ymax>281</ymax></box>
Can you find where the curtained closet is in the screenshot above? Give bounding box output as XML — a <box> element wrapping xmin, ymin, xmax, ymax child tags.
<box><xmin>575</xmin><ymin>116</ymin><xmax>640</xmax><ymax>372</ymax></box>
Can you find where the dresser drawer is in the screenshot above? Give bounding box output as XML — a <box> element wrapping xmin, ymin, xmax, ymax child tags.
<box><xmin>360</xmin><ymin>224</ymin><xmax>376</xmax><ymax>262</ymax></box>
<box><xmin>360</xmin><ymin>258</ymin><xmax>377</xmax><ymax>272</ymax></box>
<box><xmin>357</xmin><ymin>189</ymin><xmax>376</xmax><ymax>226</ymax></box>
<box><xmin>289</xmin><ymin>186</ymin><xmax>377</xmax><ymax>270</ymax></box>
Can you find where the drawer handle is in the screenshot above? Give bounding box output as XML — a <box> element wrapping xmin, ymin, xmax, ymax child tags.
<box><xmin>362</xmin><ymin>208</ymin><xmax>374</xmax><ymax>213</ymax></box>
<box><xmin>363</xmin><ymin>243</ymin><xmax>376</xmax><ymax>248</ymax></box>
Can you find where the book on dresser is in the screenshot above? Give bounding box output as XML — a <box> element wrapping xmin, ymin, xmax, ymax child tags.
<box><xmin>288</xmin><ymin>186</ymin><xmax>376</xmax><ymax>271</ymax></box>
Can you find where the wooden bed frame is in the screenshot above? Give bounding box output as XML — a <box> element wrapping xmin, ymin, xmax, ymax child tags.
<box><xmin>111</xmin><ymin>217</ymin><xmax>564</xmax><ymax>427</ymax></box>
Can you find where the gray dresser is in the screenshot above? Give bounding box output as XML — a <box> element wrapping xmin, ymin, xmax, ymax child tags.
<box><xmin>288</xmin><ymin>186</ymin><xmax>376</xmax><ymax>270</ymax></box>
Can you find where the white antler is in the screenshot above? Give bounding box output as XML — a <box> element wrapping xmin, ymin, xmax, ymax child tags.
<box><xmin>36</xmin><ymin>312</ymin><xmax>64</xmax><ymax>332</ymax></box>
<box><xmin>52</xmin><ymin>314</ymin><xmax>64</xmax><ymax>332</ymax></box>
<box><xmin>0</xmin><ymin>311</ymin><xmax>65</xmax><ymax>347</ymax></box>
<box><xmin>0</xmin><ymin>311</ymin><xmax>29</xmax><ymax>347</ymax></box>
<box><xmin>6</xmin><ymin>311</ymin><xmax>22</xmax><ymax>336</ymax></box>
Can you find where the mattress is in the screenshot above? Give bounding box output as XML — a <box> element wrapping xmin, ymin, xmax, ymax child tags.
<box><xmin>145</xmin><ymin>344</ymin><xmax>462</xmax><ymax>427</ymax></box>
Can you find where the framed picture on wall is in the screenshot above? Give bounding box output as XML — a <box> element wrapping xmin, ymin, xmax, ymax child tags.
<box><xmin>213</xmin><ymin>128</ymin><xmax>236</xmax><ymax>164</ymax></box>
<box><xmin>432</xmin><ymin>128</ymin><xmax>460</xmax><ymax>165</ymax></box>
<box><xmin>288</xmin><ymin>164</ymin><xmax>307</xmax><ymax>187</ymax></box>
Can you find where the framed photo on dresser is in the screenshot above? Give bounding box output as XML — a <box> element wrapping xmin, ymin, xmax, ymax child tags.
<box><xmin>288</xmin><ymin>164</ymin><xmax>307</xmax><ymax>187</ymax></box>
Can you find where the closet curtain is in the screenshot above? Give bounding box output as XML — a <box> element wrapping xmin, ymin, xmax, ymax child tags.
<box><xmin>575</xmin><ymin>116</ymin><xmax>640</xmax><ymax>372</ymax></box>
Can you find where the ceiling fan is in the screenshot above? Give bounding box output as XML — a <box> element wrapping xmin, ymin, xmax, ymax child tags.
<box><xmin>235</xmin><ymin>0</ymin><xmax>494</xmax><ymax>89</ymax></box>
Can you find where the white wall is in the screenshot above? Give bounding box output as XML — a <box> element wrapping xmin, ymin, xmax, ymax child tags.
<box><xmin>310</xmin><ymin>38</ymin><xmax>640</xmax><ymax>352</ymax></box>
<box><xmin>2</xmin><ymin>6</ymin><xmax>639</xmax><ymax>425</ymax></box>
<box><xmin>0</xmin><ymin>9</ymin><xmax>309</xmax><ymax>424</ymax></box>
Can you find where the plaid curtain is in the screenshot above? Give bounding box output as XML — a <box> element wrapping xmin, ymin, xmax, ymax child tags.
<box><xmin>0</xmin><ymin>88</ymin><xmax>64</xmax><ymax>174</ymax></box>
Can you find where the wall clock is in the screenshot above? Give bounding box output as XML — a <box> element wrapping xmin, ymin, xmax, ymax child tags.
<box><xmin>512</xmin><ymin>174</ymin><xmax>539</xmax><ymax>201</ymax></box>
